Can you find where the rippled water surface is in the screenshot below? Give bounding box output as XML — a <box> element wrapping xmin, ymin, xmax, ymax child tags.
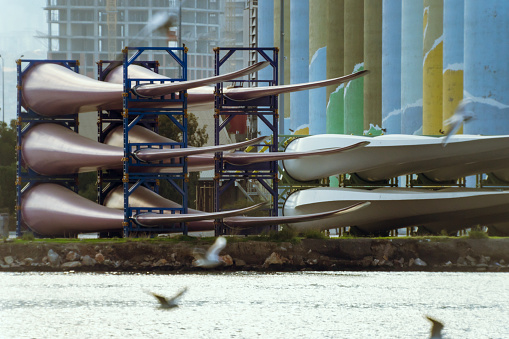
<box><xmin>0</xmin><ymin>271</ymin><xmax>508</xmax><ymax>338</ymax></box>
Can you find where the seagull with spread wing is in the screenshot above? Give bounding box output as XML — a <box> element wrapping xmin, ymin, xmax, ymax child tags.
<box><xmin>193</xmin><ymin>236</ymin><xmax>227</xmax><ymax>268</ymax></box>
<box><xmin>126</xmin><ymin>10</ymin><xmax>179</xmax><ymax>47</ymax></box>
<box><xmin>149</xmin><ymin>287</ymin><xmax>188</xmax><ymax>309</ymax></box>
<box><xmin>426</xmin><ymin>316</ymin><xmax>444</xmax><ymax>339</ymax></box>
<box><xmin>442</xmin><ymin>98</ymin><xmax>475</xmax><ymax>147</ymax></box>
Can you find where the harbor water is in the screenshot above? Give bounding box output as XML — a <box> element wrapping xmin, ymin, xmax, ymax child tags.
<box><xmin>0</xmin><ymin>271</ymin><xmax>508</xmax><ymax>338</ymax></box>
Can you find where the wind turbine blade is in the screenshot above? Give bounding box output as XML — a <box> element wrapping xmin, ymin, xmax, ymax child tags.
<box><xmin>134</xmin><ymin>203</ymin><xmax>265</xmax><ymax>227</ymax></box>
<box><xmin>224</xmin><ymin>202</ymin><xmax>371</xmax><ymax>228</ymax></box>
<box><xmin>22</xmin><ymin>63</ymin><xmax>124</xmax><ymax>116</ymax></box>
<box><xmin>23</xmin><ymin>63</ymin><xmax>367</xmax><ymax>117</ymax></box>
<box><xmin>22</xmin><ymin>183</ymin><xmax>124</xmax><ymax>236</ymax></box>
<box><xmin>132</xmin><ymin>61</ymin><xmax>270</xmax><ymax>97</ymax></box>
<box><xmin>223</xmin><ymin>70</ymin><xmax>369</xmax><ymax>101</ymax></box>
<box><xmin>21</xmin><ymin>123</ymin><xmax>267</xmax><ymax>175</ymax></box>
<box><xmin>134</xmin><ymin>135</ymin><xmax>267</xmax><ymax>162</ymax></box>
<box><xmin>21</xmin><ymin>123</ymin><xmax>123</xmax><ymax>175</ymax></box>
<box><xmin>105</xmin><ymin>185</ymin><xmax>373</xmax><ymax>231</ymax></box>
<box><xmin>222</xmin><ymin>141</ymin><xmax>369</xmax><ymax>166</ymax></box>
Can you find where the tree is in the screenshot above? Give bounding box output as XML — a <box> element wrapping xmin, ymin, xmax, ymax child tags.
<box><xmin>0</xmin><ymin>120</ymin><xmax>17</xmax><ymax>215</ymax></box>
<box><xmin>158</xmin><ymin>113</ymin><xmax>208</xmax><ymax>147</ymax></box>
<box><xmin>0</xmin><ymin>120</ymin><xmax>16</xmax><ymax>166</ymax></box>
<box><xmin>157</xmin><ymin>113</ymin><xmax>209</xmax><ymax>209</ymax></box>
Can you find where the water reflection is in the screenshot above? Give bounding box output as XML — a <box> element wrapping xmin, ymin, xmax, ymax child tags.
<box><xmin>0</xmin><ymin>271</ymin><xmax>508</xmax><ymax>338</ymax></box>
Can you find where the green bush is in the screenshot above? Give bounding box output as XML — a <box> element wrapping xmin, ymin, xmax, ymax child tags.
<box><xmin>0</xmin><ymin>121</ymin><xmax>17</xmax><ymax>215</ymax></box>
<box><xmin>255</xmin><ymin>226</ymin><xmax>299</xmax><ymax>243</ymax></box>
<box><xmin>21</xmin><ymin>232</ymin><xmax>35</xmax><ymax>241</ymax></box>
<box><xmin>300</xmin><ymin>229</ymin><xmax>328</xmax><ymax>239</ymax></box>
<box><xmin>172</xmin><ymin>234</ymin><xmax>198</xmax><ymax>242</ymax></box>
<box><xmin>468</xmin><ymin>229</ymin><xmax>489</xmax><ymax>239</ymax></box>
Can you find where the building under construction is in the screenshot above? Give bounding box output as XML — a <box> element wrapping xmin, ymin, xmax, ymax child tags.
<box><xmin>43</xmin><ymin>0</ymin><xmax>249</xmax><ymax>79</ymax></box>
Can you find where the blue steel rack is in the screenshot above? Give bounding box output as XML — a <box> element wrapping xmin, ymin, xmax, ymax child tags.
<box><xmin>121</xmin><ymin>46</ymin><xmax>189</xmax><ymax>237</ymax></box>
<box><xmin>96</xmin><ymin>59</ymin><xmax>160</xmax><ymax>209</ymax></box>
<box><xmin>213</xmin><ymin>47</ymin><xmax>279</xmax><ymax>236</ymax></box>
<box><xmin>16</xmin><ymin>59</ymin><xmax>80</xmax><ymax>237</ymax></box>
<box><xmin>96</xmin><ymin>59</ymin><xmax>161</xmax><ymax>237</ymax></box>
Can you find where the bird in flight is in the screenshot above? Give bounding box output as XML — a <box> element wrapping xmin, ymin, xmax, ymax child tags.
<box><xmin>127</xmin><ymin>10</ymin><xmax>179</xmax><ymax>46</ymax></box>
<box><xmin>442</xmin><ymin>98</ymin><xmax>475</xmax><ymax>147</ymax></box>
<box><xmin>149</xmin><ymin>287</ymin><xmax>188</xmax><ymax>309</ymax></box>
<box><xmin>193</xmin><ymin>236</ymin><xmax>227</xmax><ymax>268</ymax></box>
<box><xmin>426</xmin><ymin>316</ymin><xmax>444</xmax><ymax>338</ymax></box>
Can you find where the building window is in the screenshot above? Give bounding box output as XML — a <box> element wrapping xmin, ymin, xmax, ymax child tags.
<box><xmin>197</xmin><ymin>0</ymin><xmax>207</xmax><ymax>9</ymax></box>
<box><xmin>50</xmin><ymin>23</ymin><xmax>59</xmax><ymax>36</ymax></box>
<box><xmin>71</xmin><ymin>9</ymin><xmax>94</xmax><ymax>21</ymax></box>
<box><xmin>209</xmin><ymin>13</ymin><xmax>218</xmax><ymax>25</ymax></box>
<box><xmin>50</xmin><ymin>38</ymin><xmax>60</xmax><ymax>51</ymax></box>
<box><xmin>132</xmin><ymin>0</ymin><xmax>146</xmax><ymax>7</ymax></box>
<box><xmin>129</xmin><ymin>11</ymin><xmax>148</xmax><ymax>22</ymax></box>
<box><xmin>49</xmin><ymin>10</ymin><xmax>59</xmax><ymax>21</ymax></box>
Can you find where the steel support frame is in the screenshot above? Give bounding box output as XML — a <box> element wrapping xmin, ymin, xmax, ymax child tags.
<box><xmin>121</xmin><ymin>47</ymin><xmax>189</xmax><ymax>237</ymax></box>
<box><xmin>96</xmin><ymin>60</ymin><xmax>160</xmax><ymax>207</ymax></box>
<box><xmin>406</xmin><ymin>173</ymin><xmax>465</xmax><ymax>188</ymax></box>
<box><xmin>16</xmin><ymin>59</ymin><xmax>80</xmax><ymax>237</ymax></box>
<box><xmin>275</xmin><ymin>134</ymin><xmax>330</xmax><ymax>210</ymax></box>
<box><xmin>213</xmin><ymin>47</ymin><xmax>279</xmax><ymax>236</ymax></box>
<box><xmin>477</xmin><ymin>173</ymin><xmax>509</xmax><ymax>189</ymax></box>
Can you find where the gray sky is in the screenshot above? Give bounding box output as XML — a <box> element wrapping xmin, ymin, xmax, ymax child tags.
<box><xmin>0</xmin><ymin>0</ymin><xmax>47</xmax><ymax>124</ymax></box>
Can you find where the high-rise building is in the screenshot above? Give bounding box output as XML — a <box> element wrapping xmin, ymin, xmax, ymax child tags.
<box><xmin>42</xmin><ymin>0</ymin><xmax>252</xmax><ymax>141</ymax></box>
<box><xmin>42</xmin><ymin>0</ymin><xmax>248</xmax><ymax>79</ymax></box>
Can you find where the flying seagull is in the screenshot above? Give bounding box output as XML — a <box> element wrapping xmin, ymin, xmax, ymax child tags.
<box><xmin>149</xmin><ymin>287</ymin><xmax>188</xmax><ymax>309</ymax></box>
<box><xmin>127</xmin><ymin>10</ymin><xmax>179</xmax><ymax>46</ymax></box>
<box><xmin>426</xmin><ymin>316</ymin><xmax>444</xmax><ymax>339</ymax></box>
<box><xmin>193</xmin><ymin>236</ymin><xmax>227</xmax><ymax>268</ymax></box>
<box><xmin>442</xmin><ymin>98</ymin><xmax>475</xmax><ymax>147</ymax></box>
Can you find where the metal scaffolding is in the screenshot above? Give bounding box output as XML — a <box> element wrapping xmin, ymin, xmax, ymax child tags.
<box><xmin>96</xmin><ymin>59</ymin><xmax>160</xmax><ymax>201</ymax></box>
<box><xmin>16</xmin><ymin>59</ymin><xmax>80</xmax><ymax>237</ymax></box>
<box><xmin>119</xmin><ymin>46</ymin><xmax>189</xmax><ymax>237</ymax></box>
<box><xmin>213</xmin><ymin>47</ymin><xmax>278</xmax><ymax>236</ymax></box>
<box><xmin>95</xmin><ymin>59</ymin><xmax>160</xmax><ymax>237</ymax></box>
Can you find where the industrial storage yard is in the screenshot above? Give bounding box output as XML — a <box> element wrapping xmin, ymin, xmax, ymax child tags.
<box><xmin>3</xmin><ymin>2</ymin><xmax>509</xmax><ymax>338</ymax></box>
<box><xmin>1</xmin><ymin>1</ymin><xmax>507</xmax><ymax>245</ymax></box>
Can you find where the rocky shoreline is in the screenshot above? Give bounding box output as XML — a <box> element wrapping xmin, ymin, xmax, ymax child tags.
<box><xmin>1</xmin><ymin>238</ymin><xmax>509</xmax><ymax>273</ymax></box>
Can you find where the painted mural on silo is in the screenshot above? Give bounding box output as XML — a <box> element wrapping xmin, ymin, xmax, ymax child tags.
<box><xmin>401</xmin><ymin>0</ymin><xmax>423</xmax><ymax>134</ymax></box>
<box><xmin>327</xmin><ymin>84</ymin><xmax>344</xmax><ymax>188</ymax></box>
<box><xmin>363</xmin><ymin>0</ymin><xmax>382</xmax><ymax>135</ymax></box>
<box><xmin>343</xmin><ymin>0</ymin><xmax>364</xmax><ymax>135</ymax></box>
<box><xmin>274</xmin><ymin>0</ymin><xmax>291</xmax><ymax>124</ymax></box>
<box><xmin>327</xmin><ymin>85</ymin><xmax>345</xmax><ymax>134</ymax></box>
<box><xmin>308</xmin><ymin>1</ymin><xmax>327</xmax><ymax>136</ymax></box>
<box><xmin>290</xmin><ymin>0</ymin><xmax>309</xmax><ymax>134</ymax></box>
<box><xmin>443</xmin><ymin>0</ymin><xmax>464</xmax><ymax>131</ymax></box>
<box><xmin>326</xmin><ymin>0</ymin><xmax>345</xmax><ymax>135</ymax></box>
<box><xmin>257</xmin><ymin>0</ymin><xmax>274</xmax><ymax>137</ymax></box>
<box><xmin>381</xmin><ymin>0</ymin><xmax>401</xmax><ymax>134</ymax></box>
<box><xmin>464</xmin><ymin>1</ymin><xmax>509</xmax><ymax>135</ymax></box>
<box><xmin>325</xmin><ymin>0</ymin><xmax>345</xmax><ymax>188</ymax></box>
<box><xmin>422</xmin><ymin>0</ymin><xmax>443</xmax><ymax>136</ymax></box>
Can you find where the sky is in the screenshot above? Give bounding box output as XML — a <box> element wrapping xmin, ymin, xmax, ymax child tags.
<box><xmin>0</xmin><ymin>0</ymin><xmax>47</xmax><ymax>124</ymax></box>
